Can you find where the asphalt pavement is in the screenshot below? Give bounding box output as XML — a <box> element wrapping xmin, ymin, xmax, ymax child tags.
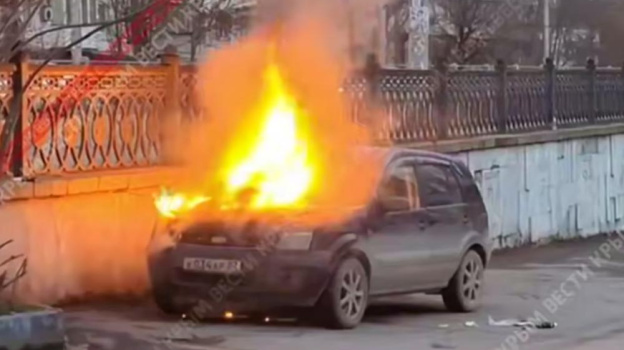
<box><xmin>64</xmin><ymin>233</ymin><xmax>624</xmax><ymax>350</ymax></box>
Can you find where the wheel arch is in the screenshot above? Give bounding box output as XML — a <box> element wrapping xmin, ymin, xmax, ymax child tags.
<box><xmin>325</xmin><ymin>233</ymin><xmax>371</xmax><ymax>277</ymax></box>
<box><xmin>313</xmin><ymin>239</ymin><xmax>373</xmax><ymax>305</ymax></box>
<box><xmin>467</xmin><ymin>243</ymin><xmax>488</xmax><ymax>267</ymax></box>
<box><xmin>344</xmin><ymin>248</ymin><xmax>372</xmax><ymax>280</ymax></box>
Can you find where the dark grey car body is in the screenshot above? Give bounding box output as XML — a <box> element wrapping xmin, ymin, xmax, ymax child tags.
<box><xmin>148</xmin><ymin>147</ymin><xmax>492</xmax><ymax>317</ymax></box>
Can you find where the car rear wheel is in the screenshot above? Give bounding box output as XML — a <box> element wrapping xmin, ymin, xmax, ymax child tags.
<box><xmin>442</xmin><ymin>250</ymin><xmax>484</xmax><ymax>312</ymax></box>
<box><xmin>318</xmin><ymin>257</ymin><xmax>369</xmax><ymax>329</ymax></box>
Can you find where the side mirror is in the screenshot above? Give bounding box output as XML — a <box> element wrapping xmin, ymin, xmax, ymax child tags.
<box><xmin>361</xmin><ymin>201</ymin><xmax>382</xmax><ymax>231</ymax></box>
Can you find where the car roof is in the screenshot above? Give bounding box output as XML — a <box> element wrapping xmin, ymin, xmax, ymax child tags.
<box><xmin>356</xmin><ymin>146</ymin><xmax>458</xmax><ymax>165</ymax></box>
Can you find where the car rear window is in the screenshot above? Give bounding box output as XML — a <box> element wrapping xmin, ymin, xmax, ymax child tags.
<box><xmin>415</xmin><ymin>163</ymin><xmax>463</xmax><ymax>207</ymax></box>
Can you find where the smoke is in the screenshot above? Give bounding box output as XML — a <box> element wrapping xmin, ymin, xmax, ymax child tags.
<box><xmin>163</xmin><ymin>0</ymin><xmax>388</xmax><ymax>226</ymax></box>
<box><xmin>254</xmin><ymin>0</ymin><xmax>389</xmax><ymax>67</ymax></box>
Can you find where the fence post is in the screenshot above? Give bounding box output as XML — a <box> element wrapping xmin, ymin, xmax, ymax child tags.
<box><xmin>160</xmin><ymin>47</ymin><xmax>181</xmax><ymax>164</ymax></box>
<box><xmin>496</xmin><ymin>59</ymin><xmax>508</xmax><ymax>133</ymax></box>
<box><xmin>364</xmin><ymin>53</ymin><xmax>381</xmax><ymax>104</ymax></box>
<box><xmin>161</xmin><ymin>46</ymin><xmax>181</xmax><ymax>120</ymax></box>
<box><xmin>545</xmin><ymin>58</ymin><xmax>556</xmax><ymax>129</ymax></box>
<box><xmin>5</xmin><ymin>51</ymin><xmax>29</xmax><ymax>177</ymax></box>
<box><xmin>362</xmin><ymin>53</ymin><xmax>383</xmax><ymax>138</ymax></box>
<box><xmin>587</xmin><ymin>58</ymin><xmax>597</xmax><ymax>124</ymax></box>
<box><xmin>434</xmin><ymin>62</ymin><xmax>449</xmax><ymax>139</ymax></box>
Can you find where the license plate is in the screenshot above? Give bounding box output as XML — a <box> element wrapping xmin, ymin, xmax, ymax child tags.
<box><xmin>183</xmin><ymin>258</ymin><xmax>242</xmax><ymax>273</ymax></box>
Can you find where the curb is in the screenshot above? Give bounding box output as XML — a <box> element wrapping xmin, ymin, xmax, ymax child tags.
<box><xmin>0</xmin><ymin>306</ymin><xmax>65</xmax><ymax>350</ymax></box>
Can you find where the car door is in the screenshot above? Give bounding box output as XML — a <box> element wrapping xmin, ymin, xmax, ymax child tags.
<box><xmin>414</xmin><ymin>160</ymin><xmax>469</xmax><ymax>287</ymax></box>
<box><xmin>364</xmin><ymin>158</ymin><xmax>432</xmax><ymax>294</ymax></box>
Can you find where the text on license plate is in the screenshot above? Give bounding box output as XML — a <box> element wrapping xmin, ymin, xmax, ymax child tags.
<box><xmin>183</xmin><ymin>258</ymin><xmax>242</xmax><ymax>273</ymax></box>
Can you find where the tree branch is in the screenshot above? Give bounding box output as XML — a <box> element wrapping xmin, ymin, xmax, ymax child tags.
<box><xmin>0</xmin><ymin>0</ymin><xmax>29</xmax><ymax>37</ymax></box>
<box><xmin>1</xmin><ymin>0</ymin><xmax>47</xmax><ymax>61</ymax></box>
<box><xmin>0</xmin><ymin>0</ymin><xmax>157</xmax><ymax>169</ymax></box>
<box><xmin>0</xmin><ymin>239</ymin><xmax>12</xmax><ymax>251</ymax></box>
<box><xmin>0</xmin><ymin>254</ymin><xmax>24</xmax><ymax>268</ymax></box>
<box><xmin>0</xmin><ymin>257</ymin><xmax>26</xmax><ymax>290</ymax></box>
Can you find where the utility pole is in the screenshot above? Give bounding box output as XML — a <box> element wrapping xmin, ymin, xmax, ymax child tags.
<box><xmin>543</xmin><ymin>0</ymin><xmax>551</xmax><ymax>62</ymax></box>
<box><xmin>407</xmin><ymin>0</ymin><xmax>430</xmax><ymax>69</ymax></box>
<box><xmin>378</xmin><ymin>3</ymin><xmax>388</xmax><ymax>66</ymax></box>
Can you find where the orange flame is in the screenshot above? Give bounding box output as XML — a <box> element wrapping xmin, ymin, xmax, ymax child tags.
<box><xmin>154</xmin><ymin>189</ymin><xmax>210</xmax><ymax>219</ymax></box>
<box><xmin>224</xmin><ymin>61</ymin><xmax>314</xmax><ymax>209</ymax></box>
<box><xmin>155</xmin><ymin>54</ymin><xmax>316</xmax><ymax>217</ymax></box>
<box><xmin>155</xmin><ymin>16</ymin><xmax>383</xmax><ymax>224</ymax></box>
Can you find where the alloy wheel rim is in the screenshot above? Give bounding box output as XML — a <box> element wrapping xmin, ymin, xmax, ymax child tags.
<box><xmin>462</xmin><ymin>257</ymin><xmax>482</xmax><ymax>302</ymax></box>
<box><xmin>339</xmin><ymin>268</ymin><xmax>365</xmax><ymax>319</ymax></box>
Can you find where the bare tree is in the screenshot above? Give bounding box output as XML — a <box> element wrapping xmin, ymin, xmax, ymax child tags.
<box><xmin>163</xmin><ymin>0</ymin><xmax>241</xmax><ymax>62</ymax></box>
<box><xmin>485</xmin><ymin>1</ymin><xmax>541</xmax><ymax>65</ymax></box>
<box><xmin>549</xmin><ymin>0</ymin><xmax>624</xmax><ymax>66</ymax></box>
<box><xmin>548</xmin><ymin>0</ymin><xmax>596</xmax><ymax>66</ymax></box>
<box><xmin>430</xmin><ymin>0</ymin><xmax>512</xmax><ymax>64</ymax></box>
<box><xmin>597</xmin><ymin>1</ymin><xmax>624</xmax><ymax>66</ymax></box>
<box><xmin>383</xmin><ymin>0</ymin><xmax>535</xmax><ymax>66</ymax></box>
<box><xmin>0</xmin><ymin>0</ymin><xmax>47</xmax><ymax>62</ymax></box>
<box><xmin>0</xmin><ymin>239</ymin><xmax>27</xmax><ymax>312</ymax></box>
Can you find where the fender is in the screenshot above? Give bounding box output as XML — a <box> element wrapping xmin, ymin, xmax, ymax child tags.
<box><xmin>453</xmin><ymin>230</ymin><xmax>489</xmax><ymax>274</ymax></box>
<box><xmin>311</xmin><ymin>232</ymin><xmax>370</xmax><ymax>304</ymax></box>
<box><xmin>327</xmin><ymin>232</ymin><xmax>359</xmax><ymax>254</ymax></box>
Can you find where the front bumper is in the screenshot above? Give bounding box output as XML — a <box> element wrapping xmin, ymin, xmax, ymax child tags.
<box><xmin>149</xmin><ymin>243</ymin><xmax>334</xmax><ymax>314</ymax></box>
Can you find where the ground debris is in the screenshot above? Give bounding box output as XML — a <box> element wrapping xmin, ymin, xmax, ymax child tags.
<box><xmin>488</xmin><ymin>316</ymin><xmax>557</xmax><ymax>329</ymax></box>
<box><xmin>464</xmin><ymin>321</ymin><xmax>478</xmax><ymax>328</ymax></box>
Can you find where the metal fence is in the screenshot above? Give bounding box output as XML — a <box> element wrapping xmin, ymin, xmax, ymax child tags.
<box><xmin>350</xmin><ymin>58</ymin><xmax>624</xmax><ymax>143</ymax></box>
<box><xmin>1</xmin><ymin>53</ymin><xmax>623</xmax><ymax>178</ymax></box>
<box><xmin>2</xmin><ymin>54</ymin><xmax>169</xmax><ymax>178</ymax></box>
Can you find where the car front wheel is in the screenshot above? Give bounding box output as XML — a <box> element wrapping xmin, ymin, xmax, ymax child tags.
<box><xmin>442</xmin><ymin>250</ymin><xmax>484</xmax><ymax>312</ymax></box>
<box><xmin>318</xmin><ymin>257</ymin><xmax>369</xmax><ymax>329</ymax></box>
<box><xmin>153</xmin><ymin>287</ymin><xmax>179</xmax><ymax>315</ymax></box>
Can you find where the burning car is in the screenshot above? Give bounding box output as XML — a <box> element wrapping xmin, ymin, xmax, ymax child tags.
<box><xmin>147</xmin><ymin>146</ymin><xmax>491</xmax><ymax>329</ymax></box>
<box><xmin>147</xmin><ymin>38</ymin><xmax>490</xmax><ymax>328</ymax></box>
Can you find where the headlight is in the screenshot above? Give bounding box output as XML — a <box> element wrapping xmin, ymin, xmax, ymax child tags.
<box><xmin>276</xmin><ymin>231</ymin><xmax>313</xmax><ymax>251</ymax></box>
<box><xmin>148</xmin><ymin>218</ymin><xmax>184</xmax><ymax>253</ymax></box>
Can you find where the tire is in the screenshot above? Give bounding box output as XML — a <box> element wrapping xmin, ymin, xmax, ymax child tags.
<box><xmin>153</xmin><ymin>288</ymin><xmax>179</xmax><ymax>315</ymax></box>
<box><xmin>318</xmin><ymin>257</ymin><xmax>369</xmax><ymax>329</ymax></box>
<box><xmin>442</xmin><ymin>250</ymin><xmax>485</xmax><ymax>312</ymax></box>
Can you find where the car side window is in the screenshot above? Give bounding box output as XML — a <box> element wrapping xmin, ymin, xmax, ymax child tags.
<box><xmin>377</xmin><ymin>163</ymin><xmax>420</xmax><ymax>213</ymax></box>
<box><xmin>415</xmin><ymin>163</ymin><xmax>463</xmax><ymax>207</ymax></box>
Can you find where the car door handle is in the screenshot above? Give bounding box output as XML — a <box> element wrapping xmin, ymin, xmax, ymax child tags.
<box><xmin>462</xmin><ymin>214</ymin><xmax>469</xmax><ymax>224</ymax></box>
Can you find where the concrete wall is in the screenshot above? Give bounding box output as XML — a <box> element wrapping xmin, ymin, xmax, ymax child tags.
<box><xmin>0</xmin><ymin>191</ymin><xmax>156</xmax><ymax>304</ymax></box>
<box><xmin>455</xmin><ymin>134</ymin><xmax>624</xmax><ymax>248</ymax></box>
<box><xmin>0</xmin><ymin>168</ymin><xmax>178</xmax><ymax>305</ymax></box>
<box><xmin>414</xmin><ymin>124</ymin><xmax>624</xmax><ymax>249</ymax></box>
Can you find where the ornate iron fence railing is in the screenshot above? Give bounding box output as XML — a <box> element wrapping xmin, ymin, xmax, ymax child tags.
<box><xmin>4</xmin><ymin>54</ymin><xmax>168</xmax><ymax>178</ymax></box>
<box><xmin>349</xmin><ymin>58</ymin><xmax>624</xmax><ymax>143</ymax></box>
<box><xmin>1</xmin><ymin>53</ymin><xmax>623</xmax><ymax>177</ymax></box>
<box><xmin>21</xmin><ymin>65</ymin><xmax>166</xmax><ymax>176</ymax></box>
